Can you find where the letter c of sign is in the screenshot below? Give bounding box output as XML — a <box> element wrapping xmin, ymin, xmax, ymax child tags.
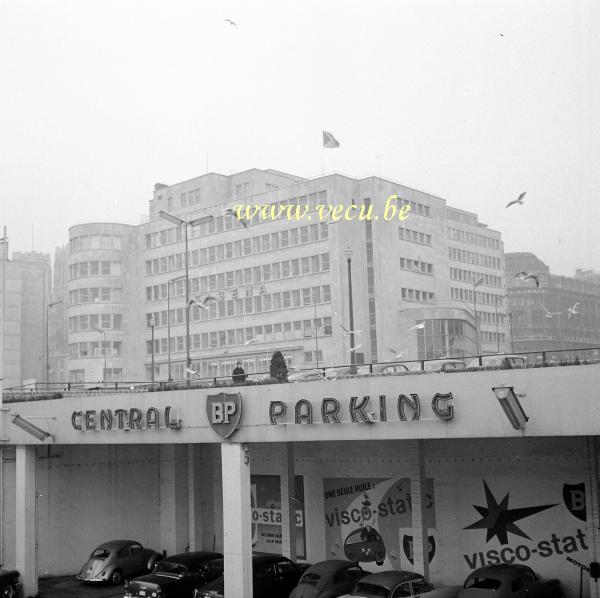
<box><xmin>71</xmin><ymin>411</ymin><xmax>83</xmax><ymax>431</ymax></box>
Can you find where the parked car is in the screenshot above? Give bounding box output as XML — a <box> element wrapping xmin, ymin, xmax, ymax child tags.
<box><xmin>76</xmin><ymin>539</ymin><xmax>162</xmax><ymax>584</ymax></box>
<box><xmin>288</xmin><ymin>369</ymin><xmax>325</xmax><ymax>382</ymax></box>
<box><xmin>339</xmin><ymin>570</ymin><xmax>459</xmax><ymax>598</ymax></box>
<box><xmin>458</xmin><ymin>564</ymin><xmax>563</xmax><ymax>597</ymax></box>
<box><xmin>422</xmin><ymin>359</ymin><xmax>466</xmax><ymax>373</ymax></box>
<box><xmin>124</xmin><ymin>551</ymin><xmax>223</xmax><ymax>597</ymax></box>
<box><xmin>0</xmin><ymin>568</ymin><xmax>21</xmax><ymax>598</ymax></box>
<box><xmin>356</xmin><ymin>363</ymin><xmax>410</xmax><ymax>376</ymax></box>
<box><xmin>290</xmin><ymin>559</ymin><xmax>367</xmax><ymax>598</ymax></box>
<box><xmin>324</xmin><ymin>367</ymin><xmax>353</xmax><ymax>380</ymax></box>
<box><xmin>465</xmin><ymin>354</ymin><xmax>526</xmax><ymax>369</ymax></box>
<box><xmin>193</xmin><ymin>554</ymin><xmax>310</xmax><ymax>598</ymax></box>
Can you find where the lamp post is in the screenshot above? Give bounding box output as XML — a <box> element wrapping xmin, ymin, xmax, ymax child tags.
<box><xmin>158</xmin><ymin>211</ymin><xmax>213</xmax><ymax>385</ymax></box>
<box><xmin>473</xmin><ymin>278</ymin><xmax>484</xmax><ymax>356</ymax></box>
<box><xmin>149</xmin><ymin>316</ymin><xmax>156</xmax><ymax>384</ymax></box>
<box><xmin>314</xmin><ymin>300</ymin><xmax>320</xmax><ymax>370</ymax></box>
<box><xmin>494</xmin><ymin>295</ymin><xmax>502</xmax><ymax>353</ymax></box>
<box><xmin>91</xmin><ymin>327</ymin><xmax>106</xmax><ymax>383</ymax></box>
<box><xmin>167</xmin><ymin>275</ymin><xmax>187</xmax><ymax>382</ymax></box>
<box><xmin>344</xmin><ymin>247</ymin><xmax>357</xmax><ymax>374</ymax></box>
<box><xmin>46</xmin><ymin>300</ymin><xmax>62</xmax><ymax>387</ymax></box>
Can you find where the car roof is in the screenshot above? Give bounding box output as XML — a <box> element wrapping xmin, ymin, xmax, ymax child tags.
<box><xmin>303</xmin><ymin>560</ymin><xmax>358</xmax><ymax>576</ymax></box>
<box><xmin>468</xmin><ymin>564</ymin><xmax>532</xmax><ymax>578</ymax></box>
<box><xmin>360</xmin><ymin>571</ymin><xmax>421</xmax><ymax>587</ymax></box>
<box><xmin>95</xmin><ymin>539</ymin><xmax>140</xmax><ymax>550</ymax></box>
<box><xmin>162</xmin><ymin>551</ymin><xmax>223</xmax><ymax>566</ymax></box>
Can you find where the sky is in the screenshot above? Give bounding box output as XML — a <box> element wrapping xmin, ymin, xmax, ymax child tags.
<box><xmin>1</xmin><ymin>0</ymin><xmax>598</xmax><ymax>276</ymax></box>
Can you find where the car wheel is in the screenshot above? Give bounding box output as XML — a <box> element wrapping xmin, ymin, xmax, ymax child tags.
<box><xmin>110</xmin><ymin>569</ymin><xmax>124</xmax><ymax>584</ymax></box>
<box><xmin>2</xmin><ymin>585</ymin><xmax>15</xmax><ymax>598</ymax></box>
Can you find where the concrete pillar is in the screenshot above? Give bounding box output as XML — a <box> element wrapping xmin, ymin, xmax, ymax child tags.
<box><xmin>15</xmin><ymin>445</ymin><xmax>37</xmax><ymax>597</ymax></box>
<box><xmin>408</xmin><ymin>439</ymin><xmax>429</xmax><ymax>579</ymax></box>
<box><xmin>222</xmin><ymin>442</ymin><xmax>252</xmax><ymax>598</ymax></box>
<box><xmin>585</xmin><ymin>437</ymin><xmax>600</xmax><ymax>598</ymax></box>
<box><xmin>280</xmin><ymin>443</ymin><xmax>297</xmax><ymax>561</ymax></box>
<box><xmin>188</xmin><ymin>444</ymin><xmax>196</xmax><ymax>551</ymax></box>
<box><xmin>159</xmin><ymin>444</ymin><xmax>189</xmax><ymax>555</ymax></box>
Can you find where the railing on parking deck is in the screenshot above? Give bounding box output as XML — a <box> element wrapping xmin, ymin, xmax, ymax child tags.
<box><xmin>3</xmin><ymin>346</ymin><xmax>600</xmax><ymax>403</ymax></box>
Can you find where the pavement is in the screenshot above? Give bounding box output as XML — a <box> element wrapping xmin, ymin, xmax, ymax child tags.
<box><xmin>36</xmin><ymin>577</ymin><xmax>125</xmax><ymax>598</ymax></box>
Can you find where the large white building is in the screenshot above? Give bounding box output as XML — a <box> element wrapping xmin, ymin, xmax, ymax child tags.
<box><xmin>60</xmin><ymin>169</ymin><xmax>508</xmax><ymax>384</ymax></box>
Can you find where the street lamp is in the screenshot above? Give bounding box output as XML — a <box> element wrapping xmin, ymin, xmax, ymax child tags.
<box><xmin>91</xmin><ymin>327</ymin><xmax>106</xmax><ymax>383</ymax></box>
<box><xmin>158</xmin><ymin>211</ymin><xmax>213</xmax><ymax>385</ymax></box>
<box><xmin>149</xmin><ymin>316</ymin><xmax>156</xmax><ymax>383</ymax></box>
<box><xmin>344</xmin><ymin>247</ymin><xmax>357</xmax><ymax>374</ymax></box>
<box><xmin>46</xmin><ymin>300</ymin><xmax>62</xmax><ymax>387</ymax></box>
<box><xmin>167</xmin><ymin>274</ymin><xmax>187</xmax><ymax>382</ymax></box>
<box><xmin>473</xmin><ymin>278</ymin><xmax>484</xmax><ymax>356</ymax></box>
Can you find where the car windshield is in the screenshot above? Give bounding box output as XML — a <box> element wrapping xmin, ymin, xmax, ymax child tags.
<box><xmin>464</xmin><ymin>577</ymin><xmax>502</xmax><ymax>590</ymax></box>
<box><xmin>351</xmin><ymin>582</ymin><xmax>390</xmax><ymax>597</ymax></box>
<box><xmin>300</xmin><ymin>572</ymin><xmax>321</xmax><ymax>585</ymax></box>
<box><xmin>153</xmin><ymin>561</ymin><xmax>187</xmax><ymax>577</ymax></box>
<box><xmin>90</xmin><ymin>549</ymin><xmax>110</xmax><ymax>559</ymax></box>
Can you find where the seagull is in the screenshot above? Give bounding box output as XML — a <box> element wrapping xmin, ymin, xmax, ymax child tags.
<box><xmin>567</xmin><ymin>302</ymin><xmax>580</xmax><ymax>319</ymax></box>
<box><xmin>408</xmin><ymin>322</ymin><xmax>426</xmax><ymax>331</ymax></box>
<box><xmin>514</xmin><ymin>271</ymin><xmax>540</xmax><ymax>287</ymax></box>
<box><xmin>244</xmin><ymin>338</ymin><xmax>257</xmax><ymax>346</ymax></box>
<box><xmin>188</xmin><ymin>297</ymin><xmax>208</xmax><ymax>310</ymax></box>
<box><xmin>225</xmin><ymin>19</ymin><xmax>237</xmax><ymax>27</ymax></box>
<box><xmin>339</xmin><ymin>324</ymin><xmax>362</xmax><ymax>336</ymax></box>
<box><xmin>506</xmin><ymin>192</ymin><xmax>526</xmax><ymax>208</ymax></box>
<box><xmin>388</xmin><ymin>348</ymin><xmax>403</xmax><ymax>359</ymax></box>
<box><xmin>224</xmin><ymin>207</ymin><xmax>248</xmax><ymax>228</ymax></box>
<box><xmin>186</xmin><ymin>367</ymin><xmax>199</xmax><ymax>377</ymax></box>
<box><xmin>541</xmin><ymin>305</ymin><xmax>562</xmax><ymax>319</ymax></box>
<box><xmin>348</xmin><ymin>343</ymin><xmax>363</xmax><ymax>352</ymax></box>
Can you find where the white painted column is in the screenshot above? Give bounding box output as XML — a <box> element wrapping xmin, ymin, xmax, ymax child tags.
<box><xmin>585</xmin><ymin>437</ymin><xmax>600</xmax><ymax>598</ymax></box>
<box><xmin>408</xmin><ymin>439</ymin><xmax>429</xmax><ymax>579</ymax></box>
<box><xmin>159</xmin><ymin>444</ymin><xmax>189</xmax><ymax>555</ymax></box>
<box><xmin>280</xmin><ymin>443</ymin><xmax>297</xmax><ymax>561</ymax></box>
<box><xmin>222</xmin><ymin>442</ymin><xmax>252</xmax><ymax>598</ymax></box>
<box><xmin>15</xmin><ymin>445</ymin><xmax>37</xmax><ymax>597</ymax></box>
<box><xmin>188</xmin><ymin>444</ymin><xmax>196</xmax><ymax>551</ymax></box>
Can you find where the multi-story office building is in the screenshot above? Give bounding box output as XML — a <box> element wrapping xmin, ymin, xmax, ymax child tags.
<box><xmin>507</xmin><ymin>252</ymin><xmax>600</xmax><ymax>352</ymax></box>
<box><xmin>61</xmin><ymin>169</ymin><xmax>507</xmax><ymax>383</ymax></box>
<box><xmin>0</xmin><ymin>243</ymin><xmax>52</xmax><ymax>389</ymax></box>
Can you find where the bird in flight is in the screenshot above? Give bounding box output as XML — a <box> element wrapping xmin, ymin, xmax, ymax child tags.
<box><xmin>388</xmin><ymin>347</ymin><xmax>403</xmax><ymax>359</ymax></box>
<box><xmin>339</xmin><ymin>324</ymin><xmax>362</xmax><ymax>336</ymax></box>
<box><xmin>506</xmin><ymin>192</ymin><xmax>526</xmax><ymax>208</ymax></box>
<box><xmin>567</xmin><ymin>302</ymin><xmax>580</xmax><ymax>319</ymax></box>
<box><xmin>514</xmin><ymin>271</ymin><xmax>540</xmax><ymax>287</ymax></box>
<box><xmin>225</xmin><ymin>19</ymin><xmax>237</xmax><ymax>27</ymax></box>
<box><xmin>408</xmin><ymin>322</ymin><xmax>426</xmax><ymax>331</ymax></box>
<box><xmin>244</xmin><ymin>338</ymin><xmax>256</xmax><ymax>346</ymax></box>
<box><xmin>347</xmin><ymin>343</ymin><xmax>363</xmax><ymax>352</ymax></box>
<box><xmin>224</xmin><ymin>207</ymin><xmax>248</xmax><ymax>228</ymax></box>
<box><xmin>541</xmin><ymin>305</ymin><xmax>562</xmax><ymax>319</ymax></box>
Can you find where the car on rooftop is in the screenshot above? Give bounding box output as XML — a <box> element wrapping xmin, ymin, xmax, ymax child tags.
<box><xmin>290</xmin><ymin>559</ymin><xmax>367</xmax><ymax>598</ymax></box>
<box><xmin>356</xmin><ymin>363</ymin><xmax>410</xmax><ymax>376</ymax></box>
<box><xmin>465</xmin><ymin>354</ymin><xmax>526</xmax><ymax>369</ymax></box>
<box><xmin>124</xmin><ymin>551</ymin><xmax>223</xmax><ymax>598</ymax></box>
<box><xmin>75</xmin><ymin>540</ymin><xmax>162</xmax><ymax>585</ymax></box>
<box><xmin>339</xmin><ymin>570</ymin><xmax>459</xmax><ymax>598</ymax></box>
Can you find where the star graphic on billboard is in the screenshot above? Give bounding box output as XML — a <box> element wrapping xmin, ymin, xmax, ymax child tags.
<box><xmin>464</xmin><ymin>480</ymin><xmax>557</xmax><ymax>545</ymax></box>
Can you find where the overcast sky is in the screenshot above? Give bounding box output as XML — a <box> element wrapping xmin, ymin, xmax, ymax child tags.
<box><xmin>1</xmin><ymin>0</ymin><xmax>598</xmax><ymax>276</ymax></box>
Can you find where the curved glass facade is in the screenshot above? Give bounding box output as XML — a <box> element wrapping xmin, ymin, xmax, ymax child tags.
<box><xmin>417</xmin><ymin>319</ymin><xmax>477</xmax><ymax>359</ymax></box>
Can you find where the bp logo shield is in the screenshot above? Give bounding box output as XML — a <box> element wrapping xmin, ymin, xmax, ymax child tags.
<box><xmin>563</xmin><ymin>483</ymin><xmax>587</xmax><ymax>522</ymax></box>
<box><xmin>206</xmin><ymin>392</ymin><xmax>242</xmax><ymax>439</ymax></box>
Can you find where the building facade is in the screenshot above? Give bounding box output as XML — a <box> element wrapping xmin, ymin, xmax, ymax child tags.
<box><xmin>507</xmin><ymin>252</ymin><xmax>600</xmax><ymax>353</ymax></box>
<box><xmin>58</xmin><ymin>169</ymin><xmax>508</xmax><ymax>384</ymax></box>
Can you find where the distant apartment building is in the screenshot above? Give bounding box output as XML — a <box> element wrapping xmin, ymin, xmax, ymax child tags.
<box><xmin>0</xmin><ymin>243</ymin><xmax>52</xmax><ymax>389</ymax></box>
<box><xmin>506</xmin><ymin>252</ymin><xmax>600</xmax><ymax>352</ymax></box>
<box><xmin>59</xmin><ymin>169</ymin><xmax>507</xmax><ymax>383</ymax></box>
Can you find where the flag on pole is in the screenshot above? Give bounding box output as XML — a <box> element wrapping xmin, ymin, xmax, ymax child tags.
<box><xmin>322</xmin><ymin>130</ymin><xmax>340</xmax><ymax>148</ymax></box>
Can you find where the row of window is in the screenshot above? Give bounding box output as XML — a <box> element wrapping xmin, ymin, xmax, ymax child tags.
<box><xmin>398</xmin><ymin>227</ymin><xmax>432</xmax><ymax>246</ymax></box>
<box><xmin>146</xmin><ymin>284</ymin><xmax>332</xmax><ymax>327</ymax></box>
<box><xmin>69</xmin><ymin>342</ymin><xmax>123</xmax><ymax>359</ymax></box>
<box><xmin>446</xmin><ymin>209</ymin><xmax>477</xmax><ymax>226</ymax></box>
<box><xmin>68</xmin><ymin>287</ymin><xmax>121</xmax><ymax>305</ymax></box>
<box><xmin>481</xmin><ymin>331</ymin><xmax>507</xmax><ymax>345</ymax></box>
<box><xmin>400</xmin><ymin>258</ymin><xmax>433</xmax><ymax>275</ymax></box>
<box><xmin>69</xmin><ymin>368</ymin><xmax>122</xmax><ymax>383</ymax></box>
<box><xmin>69</xmin><ymin>261</ymin><xmax>120</xmax><ymax>280</ymax></box>
<box><xmin>449</xmin><ymin>247</ymin><xmax>502</xmax><ymax>270</ymax></box>
<box><xmin>450</xmin><ymin>287</ymin><xmax>503</xmax><ymax>306</ymax></box>
<box><xmin>69</xmin><ymin>314</ymin><xmax>122</xmax><ymax>332</ymax></box>
<box><xmin>447</xmin><ymin>227</ymin><xmax>501</xmax><ymax>251</ymax></box>
<box><xmin>145</xmin><ymin>253</ymin><xmax>330</xmax><ymax>301</ymax></box>
<box><xmin>145</xmin><ymin>317</ymin><xmax>334</xmax><ymax>355</ymax></box>
<box><xmin>145</xmin><ymin>223</ymin><xmax>330</xmax><ymax>276</ymax></box>
<box><xmin>396</xmin><ymin>197</ymin><xmax>431</xmax><ymax>218</ymax></box>
<box><xmin>400</xmin><ymin>288</ymin><xmax>435</xmax><ymax>303</ymax></box>
<box><xmin>70</xmin><ymin>234</ymin><xmax>123</xmax><ymax>252</ymax></box>
<box><xmin>449</xmin><ymin>268</ymin><xmax>502</xmax><ymax>288</ymax></box>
